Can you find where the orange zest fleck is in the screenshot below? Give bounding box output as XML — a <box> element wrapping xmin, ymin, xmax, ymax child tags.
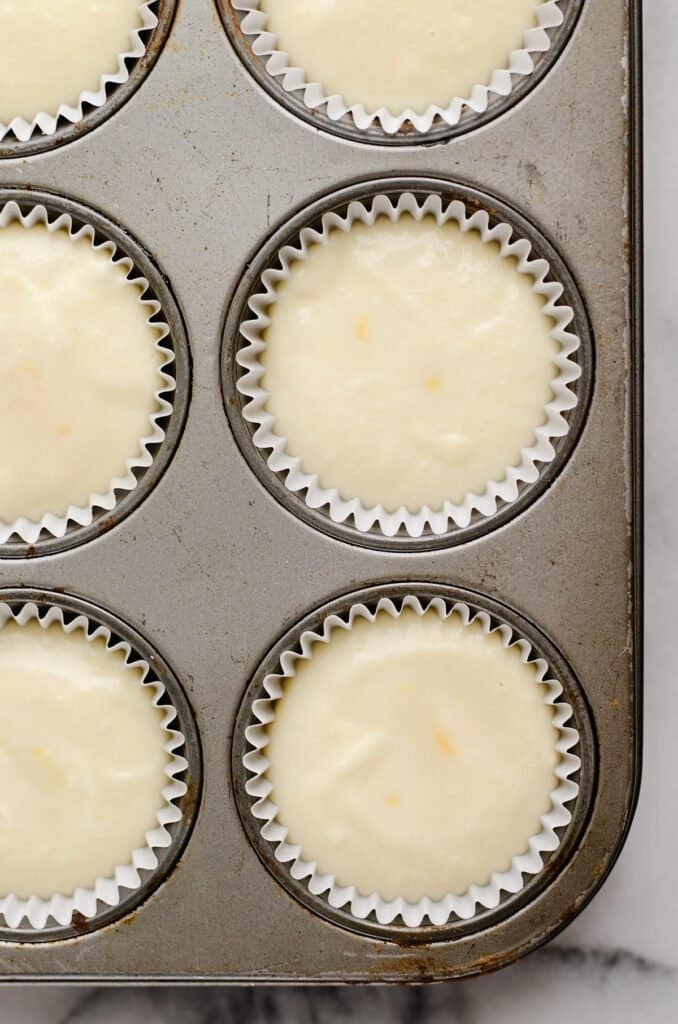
<box><xmin>435</xmin><ymin>729</ymin><xmax>455</xmax><ymax>756</ymax></box>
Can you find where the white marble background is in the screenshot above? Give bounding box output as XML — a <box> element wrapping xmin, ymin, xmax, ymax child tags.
<box><xmin>0</xmin><ymin>1</ymin><xmax>670</xmax><ymax>1019</ymax></box>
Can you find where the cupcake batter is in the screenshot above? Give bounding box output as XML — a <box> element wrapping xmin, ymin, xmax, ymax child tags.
<box><xmin>260</xmin><ymin>215</ymin><xmax>558</xmax><ymax>513</ymax></box>
<box><xmin>265</xmin><ymin>609</ymin><xmax>559</xmax><ymax>902</ymax></box>
<box><xmin>0</xmin><ymin>621</ymin><xmax>169</xmax><ymax>899</ymax></box>
<box><xmin>0</xmin><ymin>0</ymin><xmax>144</xmax><ymax>125</ymax></box>
<box><xmin>0</xmin><ymin>223</ymin><xmax>163</xmax><ymax>524</ymax></box>
<box><xmin>260</xmin><ymin>0</ymin><xmax>543</xmax><ymax>113</ymax></box>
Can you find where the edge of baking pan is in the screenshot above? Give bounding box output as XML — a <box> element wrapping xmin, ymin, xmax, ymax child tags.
<box><xmin>459</xmin><ymin>0</ymin><xmax>645</xmax><ymax>975</ymax></box>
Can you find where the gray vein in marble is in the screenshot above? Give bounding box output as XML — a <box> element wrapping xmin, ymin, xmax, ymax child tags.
<box><xmin>50</xmin><ymin>984</ymin><xmax>473</xmax><ymax>1024</ymax></box>
<box><xmin>540</xmin><ymin>944</ymin><xmax>674</xmax><ymax>976</ymax></box>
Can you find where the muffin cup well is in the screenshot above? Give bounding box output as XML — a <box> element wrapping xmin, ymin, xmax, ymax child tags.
<box><xmin>0</xmin><ymin>597</ymin><xmax>189</xmax><ymax>934</ymax></box>
<box><xmin>227</xmin><ymin>1</ymin><xmax>575</xmax><ymax>139</ymax></box>
<box><xmin>240</xmin><ymin>591</ymin><xmax>581</xmax><ymax>930</ymax></box>
<box><xmin>0</xmin><ymin>2</ymin><xmax>161</xmax><ymax>146</ymax></box>
<box><xmin>0</xmin><ymin>197</ymin><xmax>179</xmax><ymax>552</ymax></box>
<box><xmin>235</xmin><ymin>190</ymin><xmax>582</xmax><ymax>540</ymax></box>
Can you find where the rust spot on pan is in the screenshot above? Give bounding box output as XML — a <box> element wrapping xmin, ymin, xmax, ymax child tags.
<box><xmin>396</xmin><ymin>120</ymin><xmax>418</xmax><ymax>136</ymax></box>
<box><xmin>69</xmin><ymin>911</ymin><xmax>90</xmax><ymax>935</ymax></box>
<box><xmin>224</xmin><ymin>1</ymin><xmax>257</xmax><ymax>60</ymax></box>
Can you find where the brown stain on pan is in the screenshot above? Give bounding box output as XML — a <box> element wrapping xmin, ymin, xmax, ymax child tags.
<box><xmin>69</xmin><ymin>911</ymin><xmax>90</xmax><ymax>936</ymax></box>
<box><xmin>224</xmin><ymin>1</ymin><xmax>257</xmax><ymax>61</ymax></box>
<box><xmin>181</xmin><ymin>777</ymin><xmax>201</xmax><ymax>821</ymax></box>
<box><xmin>396</xmin><ymin>121</ymin><xmax>418</xmax><ymax>136</ymax></box>
<box><xmin>362</xmin><ymin>857</ymin><xmax>610</xmax><ymax>981</ymax></box>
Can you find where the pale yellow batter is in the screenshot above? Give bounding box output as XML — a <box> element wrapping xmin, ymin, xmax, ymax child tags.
<box><xmin>0</xmin><ymin>223</ymin><xmax>164</xmax><ymax>524</ymax></box>
<box><xmin>260</xmin><ymin>0</ymin><xmax>543</xmax><ymax>113</ymax></box>
<box><xmin>0</xmin><ymin>1</ymin><xmax>144</xmax><ymax>125</ymax></box>
<box><xmin>0</xmin><ymin>621</ymin><xmax>169</xmax><ymax>899</ymax></box>
<box><xmin>261</xmin><ymin>215</ymin><xmax>557</xmax><ymax>513</ymax></box>
<box><xmin>266</xmin><ymin>609</ymin><xmax>559</xmax><ymax>902</ymax></box>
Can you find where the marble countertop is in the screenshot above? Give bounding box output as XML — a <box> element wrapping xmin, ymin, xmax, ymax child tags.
<box><xmin>0</xmin><ymin>2</ymin><xmax>668</xmax><ymax>1020</ymax></box>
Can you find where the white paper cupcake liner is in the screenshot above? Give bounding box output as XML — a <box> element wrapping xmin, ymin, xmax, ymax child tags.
<box><xmin>0</xmin><ymin>200</ymin><xmax>175</xmax><ymax>546</ymax></box>
<box><xmin>244</xmin><ymin>594</ymin><xmax>580</xmax><ymax>928</ymax></box>
<box><xmin>232</xmin><ymin>1</ymin><xmax>566</xmax><ymax>135</ymax></box>
<box><xmin>0</xmin><ymin>600</ymin><xmax>188</xmax><ymax>931</ymax></box>
<box><xmin>236</xmin><ymin>192</ymin><xmax>581</xmax><ymax>539</ymax></box>
<box><xmin>0</xmin><ymin>3</ymin><xmax>159</xmax><ymax>143</ymax></box>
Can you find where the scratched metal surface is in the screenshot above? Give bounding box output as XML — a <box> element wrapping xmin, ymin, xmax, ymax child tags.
<box><xmin>0</xmin><ymin>0</ymin><xmax>641</xmax><ymax>981</ymax></box>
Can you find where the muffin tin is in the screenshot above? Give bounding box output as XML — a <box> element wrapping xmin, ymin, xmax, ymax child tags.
<box><xmin>0</xmin><ymin>0</ymin><xmax>641</xmax><ymax>982</ymax></box>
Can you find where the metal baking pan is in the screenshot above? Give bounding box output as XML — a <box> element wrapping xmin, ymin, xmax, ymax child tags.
<box><xmin>0</xmin><ymin>0</ymin><xmax>642</xmax><ymax>981</ymax></box>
